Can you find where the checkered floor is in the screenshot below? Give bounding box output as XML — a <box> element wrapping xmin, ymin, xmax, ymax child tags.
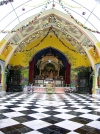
<box><xmin>0</xmin><ymin>92</ymin><xmax>100</xmax><ymax>134</ymax></box>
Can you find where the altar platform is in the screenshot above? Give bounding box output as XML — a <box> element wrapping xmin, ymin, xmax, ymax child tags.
<box><xmin>33</xmin><ymin>87</ymin><xmax>65</xmax><ymax>93</ymax></box>
<box><xmin>33</xmin><ymin>86</ymin><xmax>77</xmax><ymax>93</ymax></box>
<box><xmin>23</xmin><ymin>85</ymin><xmax>77</xmax><ymax>94</ymax></box>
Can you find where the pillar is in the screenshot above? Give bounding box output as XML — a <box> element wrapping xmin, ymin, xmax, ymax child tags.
<box><xmin>1</xmin><ymin>71</ymin><xmax>5</xmax><ymax>91</ymax></box>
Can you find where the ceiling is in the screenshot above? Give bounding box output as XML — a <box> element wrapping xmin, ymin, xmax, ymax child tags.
<box><xmin>0</xmin><ymin>0</ymin><xmax>100</xmax><ymax>66</ymax></box>
<box><xmin>0</xmin><ymin>0</ymin><xmax>100</xmax><ymax>40</ymax></box>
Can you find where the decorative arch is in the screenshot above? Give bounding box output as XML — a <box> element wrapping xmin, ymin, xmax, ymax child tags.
<box><xmin>0</xmin><ymin>60</ymin><xmax>5</xmax><ymax>90</ymax></box>
<box><xmin>33</xmin><ymin>46</ymin><xmax>70</xmax><ymax>65</ymax></box>
<box><xmin>0</xmin><ymin>60</ymin><xmax>4</xmax><ymax>74</ymax></box>
<box><xmin>1</xmin><ymin>9</ymin><xmax>97</xmax><ymax>69</ymax></box>
<box><xmin>29</xmin><ymin>46</ymin><xmax>71</xmax><ymax>84</ymax></box>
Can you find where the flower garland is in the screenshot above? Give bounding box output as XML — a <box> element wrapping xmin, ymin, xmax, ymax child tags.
<box><xmin>52</xmin><ymin>15</ymin><xmax>81</xmax><ymax>45</ymax></box>
<box><xmin>58</xmin><ymin>0</ymin><xmax>100</xmax><ymax>34</ymax></box>
<box><xmin>51</xmin><ymin>28</ymin><xmax>86</xmax><ymax>54</ymax></box>
<box><xmin>0</xmin><ymin>0</ymin><xmax>51</xmax><ymax>33</ymax></box>
<box><xmin>0</xmin><ymin>0</ymin><xmax>14</xmax><ymax>6</ymax></box>
<box><xmin>13</xmin><ymin>27</ymin><xmax>51</xmax><ymax>55</ymax></box>
<box><xmin>52</xmin><ymin>15</ymin><xmax>94</xmax><ymax>47</ymax></box>
<box><xmin>8</xmin><ymin>18</ymin><xmax>50</xmax><ymax>46</ymax></box>
<box><xmin>9</xmin><ymin>15</ymin><xmax>94</xmax><ymax>48</ymax></box>
<box><xmin>13</xmin><ymin>26</ymin><xmax>87</xmax><ymax>55</ymax></box>
<box><xmin>1</xmin><ymin>0</ymin><xmax>100</xmax><ymax>34</ymax></box>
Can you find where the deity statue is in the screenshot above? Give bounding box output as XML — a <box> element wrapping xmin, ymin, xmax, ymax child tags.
<box><xmin>49</xmin><ymin>71</ymin><xmax>53</xmax><ymax>78</ymax></box>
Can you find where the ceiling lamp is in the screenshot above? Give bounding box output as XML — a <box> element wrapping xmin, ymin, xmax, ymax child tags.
<box><xmin>48</xmin><ymin>60</ymin><xmax>52</xmax><ymax>63</ymax></box>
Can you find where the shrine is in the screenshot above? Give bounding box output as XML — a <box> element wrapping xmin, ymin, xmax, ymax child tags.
<box><xmin>34</xmin><ymin>50</ymin><xmax>64</xmax><ymax>87</ymax></box>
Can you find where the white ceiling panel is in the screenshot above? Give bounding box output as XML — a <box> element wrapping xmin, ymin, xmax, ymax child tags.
<box><xmin>92</xmin><ymin>32</ymin><xmax>100</xmax><ymax>42</ymax></box>
<box><xmin>71</xmin><ymin>0</ymin><xmax>97</xmax><ymax>10</ymax></box>
<box><xmin>11</xmin><ymin>0</ymin><xmax>33</xmax><ymax>8</ymax></box>
<box><xmin>88</xmin><ymin>14</ymin><xmax>100</xmax><ymax>31</ymax></box>
<box><xmin>0</xmin><ymin>12</ymin><xmax>17</xmax><ymax>30</ymax></box>
<box><xmin>0</xmin><ymin>33</ymin><xmax>7</xmax><ymax>41</ymax></box>
<box><xmin>93</xmin><ymin>4</ymin><xmax>100</xmax><ymax>19</ymax></box>
<box><xmin>0</xmin><ymin>0</ymin><xmax>100</xmax><ymax>42</ymax></box>
<box><xmin>5</xmin><ymin>19</ymin><xmax>19</xmax><ymax>31</ymax></box>
<box><xmin>19</xmin><ymin>5</ymin><xmax>45</xmax><ymax>22</ymax></box>
<box><xmin>0</xmin><ymin>4</ymin><xmax>13</xmax><ymax>21</ymax></box>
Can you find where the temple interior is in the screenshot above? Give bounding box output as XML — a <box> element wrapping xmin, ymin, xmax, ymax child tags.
<box><xmin>0</xmin><ymin>0</ymin><xmax>100</xmax><ymax>134</ymax></box>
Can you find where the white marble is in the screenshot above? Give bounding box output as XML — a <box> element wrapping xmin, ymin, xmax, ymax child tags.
<box><xmin>74</xmin><ymin>109</ymin><xmax>92</xmax><ymax>113</ymax></box>
<box><xmin>11</xmin><ymin>107</ymin><xmax>28</xmax><ymax>111</ymax></box>
<box><xmin>3</xmin><ymin>111</ymin><xmax>25</xmax><ymax>118</ymax></box>
<box><xmin>0</xmin><ymin>106</ymin><xmax>8</xmax><ymax>109</ymax></box>
<box><xmin>23</xmin><ymin>120</ymin><xmax>51</xmax><ymax>130</ymax></box>
<box><xmin>79</xmin><ymin>113</ymin><xmax>100</xmax><ymax>120</ymax></box>
<box><xmin>0</xmin><ymin>131</ymin><xmax>4</xmax><ymax>134</ymax></box>
<box><xmin>32</xmin><ymin>107</ymin><xmax>49</xmax><ymax>112</ymax></box>
<box><xmin>57</xmin><ymin>106</ymin><xmax>68</xmax><ymax>109</ymax></box>
<box><xmin>36</xmin><ymin>101</ymin><xmax>65</xmax><ymax>106</ymax></box>
<box><xmin>54</xmin><ymin>109</ymin><xmax>72</xmax><ymax>113</ymax></box>
<box><xmin>29</xmin><ymin>113</ymin><xmax>50</xmax><ymax>119</ymax></box>
<box><xmin>67</xmin><ymin>131</ymin><xmax>80</xmax><ymax>134</ymax></box>
<box><xmin>0</xmin><ymin>103</ymin><xmax>14</xmax><ymax>106</ymax></box>
<box><xmin>54</xmin><ymin>113</ymin><xmax>76</xmax><ymax>119</ymax></box>
<box><xmin>55</xmin><ymin>120</ymin><xmax>83</xmax><ymax>130</ymax></box>
<box><xmin>16</xmin><ymin>103</ymin><xmax>31</xmax><ymax>107</ymax></box>
<box><xmin>87</xmin><ymin>121</ymin><xmax>100</xmax><ymax>129</ymax></box>
<box><xmin>0</xmin><ymin>118</ymin><xmax>19</xmax><ymax>128</ymax></box>
<box><xmin>71</xmin><ymin>105</ymin><xmax>85</xmax><ymax>109</ymax></box>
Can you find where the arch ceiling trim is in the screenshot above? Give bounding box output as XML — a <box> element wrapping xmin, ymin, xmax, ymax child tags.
<box><xmin>0</xmin><ymin>8</ymin><xmax>99</xmax><ymax>68</ymax></box>
<box><xmin>0</xmin><ymin>0</ymin><xmax>100</xmax><ymax>40</ymax></box>
<box><xmin>3</xmin><ymin>9</ymin><xmax>97</xmax><ymax>52</ymax></box>
<box><xmin>9</xmin><ymin>36</ymin><xmax>91</xmax><ymax>68</ymax></box>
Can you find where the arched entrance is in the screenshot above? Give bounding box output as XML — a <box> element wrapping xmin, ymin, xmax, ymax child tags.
<box><xmin>29</xmin><ymin>47</ymin><xmax>71</xmax><ymax>86</ymax></box>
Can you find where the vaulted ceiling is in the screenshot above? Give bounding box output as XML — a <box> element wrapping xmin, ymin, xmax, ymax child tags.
<box><xmin>0</xmin><ymin>0</ymin><xmax>100</xmax><ymax>68</ymax></box>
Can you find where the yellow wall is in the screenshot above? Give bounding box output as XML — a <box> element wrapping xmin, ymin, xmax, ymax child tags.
<box><xmin>9</xmin><ymin>35</ymin><xmax>91</xmax><ymax>68</ymax></box>
<box><xmin>0</xmin><ymin>45</ymin><xmax>13</xmax><ymax>61</ymax></box>
<box><xmin>96</xmin><ymin>42</ymin><xmax>100</xmax><ymax>49</ymax></box>
<box><xmin>0</xmin><ymin>39</ymin><xmax>6</xmax><ymax>48</ymax></box>
<box><xmin>88</xmin><ymin>47</ymin><xmax>100</xmax><ymax>64</ymax></box>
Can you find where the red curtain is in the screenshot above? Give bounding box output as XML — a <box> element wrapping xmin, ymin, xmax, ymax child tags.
<box><xmin>29</xmin><ymin>58</ymin><xmax>34</xmax><ymax>83</ymax></box>
<box><xmin>66</xmin><ymin>60</ymin><xmax>71</xmax><ymax>85</ymax></box>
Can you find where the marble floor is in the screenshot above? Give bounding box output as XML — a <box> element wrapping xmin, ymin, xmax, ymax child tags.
<box><xmin>0</xmin><ymin>92</ymin><xmax>100</xmax><ymax>134</ymax></box>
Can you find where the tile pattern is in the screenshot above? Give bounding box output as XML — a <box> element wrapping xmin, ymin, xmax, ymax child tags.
<box><xmin>0</xmin><ymin>93</ymin><xmax>100</xmax><ymax>134</ymax></box>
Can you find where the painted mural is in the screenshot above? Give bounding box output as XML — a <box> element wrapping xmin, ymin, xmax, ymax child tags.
<box><xmin>71</xmin><ymin>66</ymin><xmax>91</xmax><ymax>87</ymax></box>
<box><xmin>71</xmin><ymin>69</ymin><xmax>78</xmax><ymax>87</ymax></box>
<box><xmin>95</xmin><ymin>63</ymin><xmax>100</xmax><ymax>94</ymax></box>
<box><xmin>20</xmin><ymin>67</ymin><xmax>29</xmax><ymax>86</ymax></box>
<box><xmin>11</xmin><ymin>65</ymin><xmax>29</xmax><ymax>86</ymax></box>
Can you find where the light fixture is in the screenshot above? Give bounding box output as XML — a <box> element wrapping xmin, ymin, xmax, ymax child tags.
<box><xmin>48</xmin><ymin>60</ymin><xmax>51</xmax><ymax>63</ymax></box>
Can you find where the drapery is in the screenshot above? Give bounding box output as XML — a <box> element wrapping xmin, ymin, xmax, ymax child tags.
<box><xmin>29</xmin><ymin>58</ymin><xmax>34</xmax><ymax>83</ymax></box>
<box><xmin>65</xmin><ymin>60</ymin><xmax>71</xmax><ymax>85</ymax></box>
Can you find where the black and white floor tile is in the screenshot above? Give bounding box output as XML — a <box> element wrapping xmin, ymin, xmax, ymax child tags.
<box><xmin>0</xmin><ymin>93</ymin><xmax>100</xmax><ymax>134</ymax></box>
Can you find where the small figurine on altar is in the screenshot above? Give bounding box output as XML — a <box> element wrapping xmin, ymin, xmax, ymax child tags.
<box><xmin>52</xmin><ymin>80</ymin><xmax>55</xmax><ymax>87</ymax></box>
<box><xmin>49</xmin><ymin>70</ymin><xmax>53</xmax><ymax>78</ymax></box>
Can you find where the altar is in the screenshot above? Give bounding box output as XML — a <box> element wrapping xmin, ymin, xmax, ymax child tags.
<box><xmin>33</xmin><ymin>86</ymin><xmax>77</xmax><ymax>94</ymax></box>
<box><xmin>33</xmin><ymin>86</ymin><xmax>65</xmax><ymax>93</ymax></box>
<box><xmin>34</xmin><ymin>79</ymin><xmax>64</xmax><ymax>87</ymax></box>
<box><xmin>35</xmin><ymin>51</ymin><xmax>65</xmax><ymax>87</ymax></box>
